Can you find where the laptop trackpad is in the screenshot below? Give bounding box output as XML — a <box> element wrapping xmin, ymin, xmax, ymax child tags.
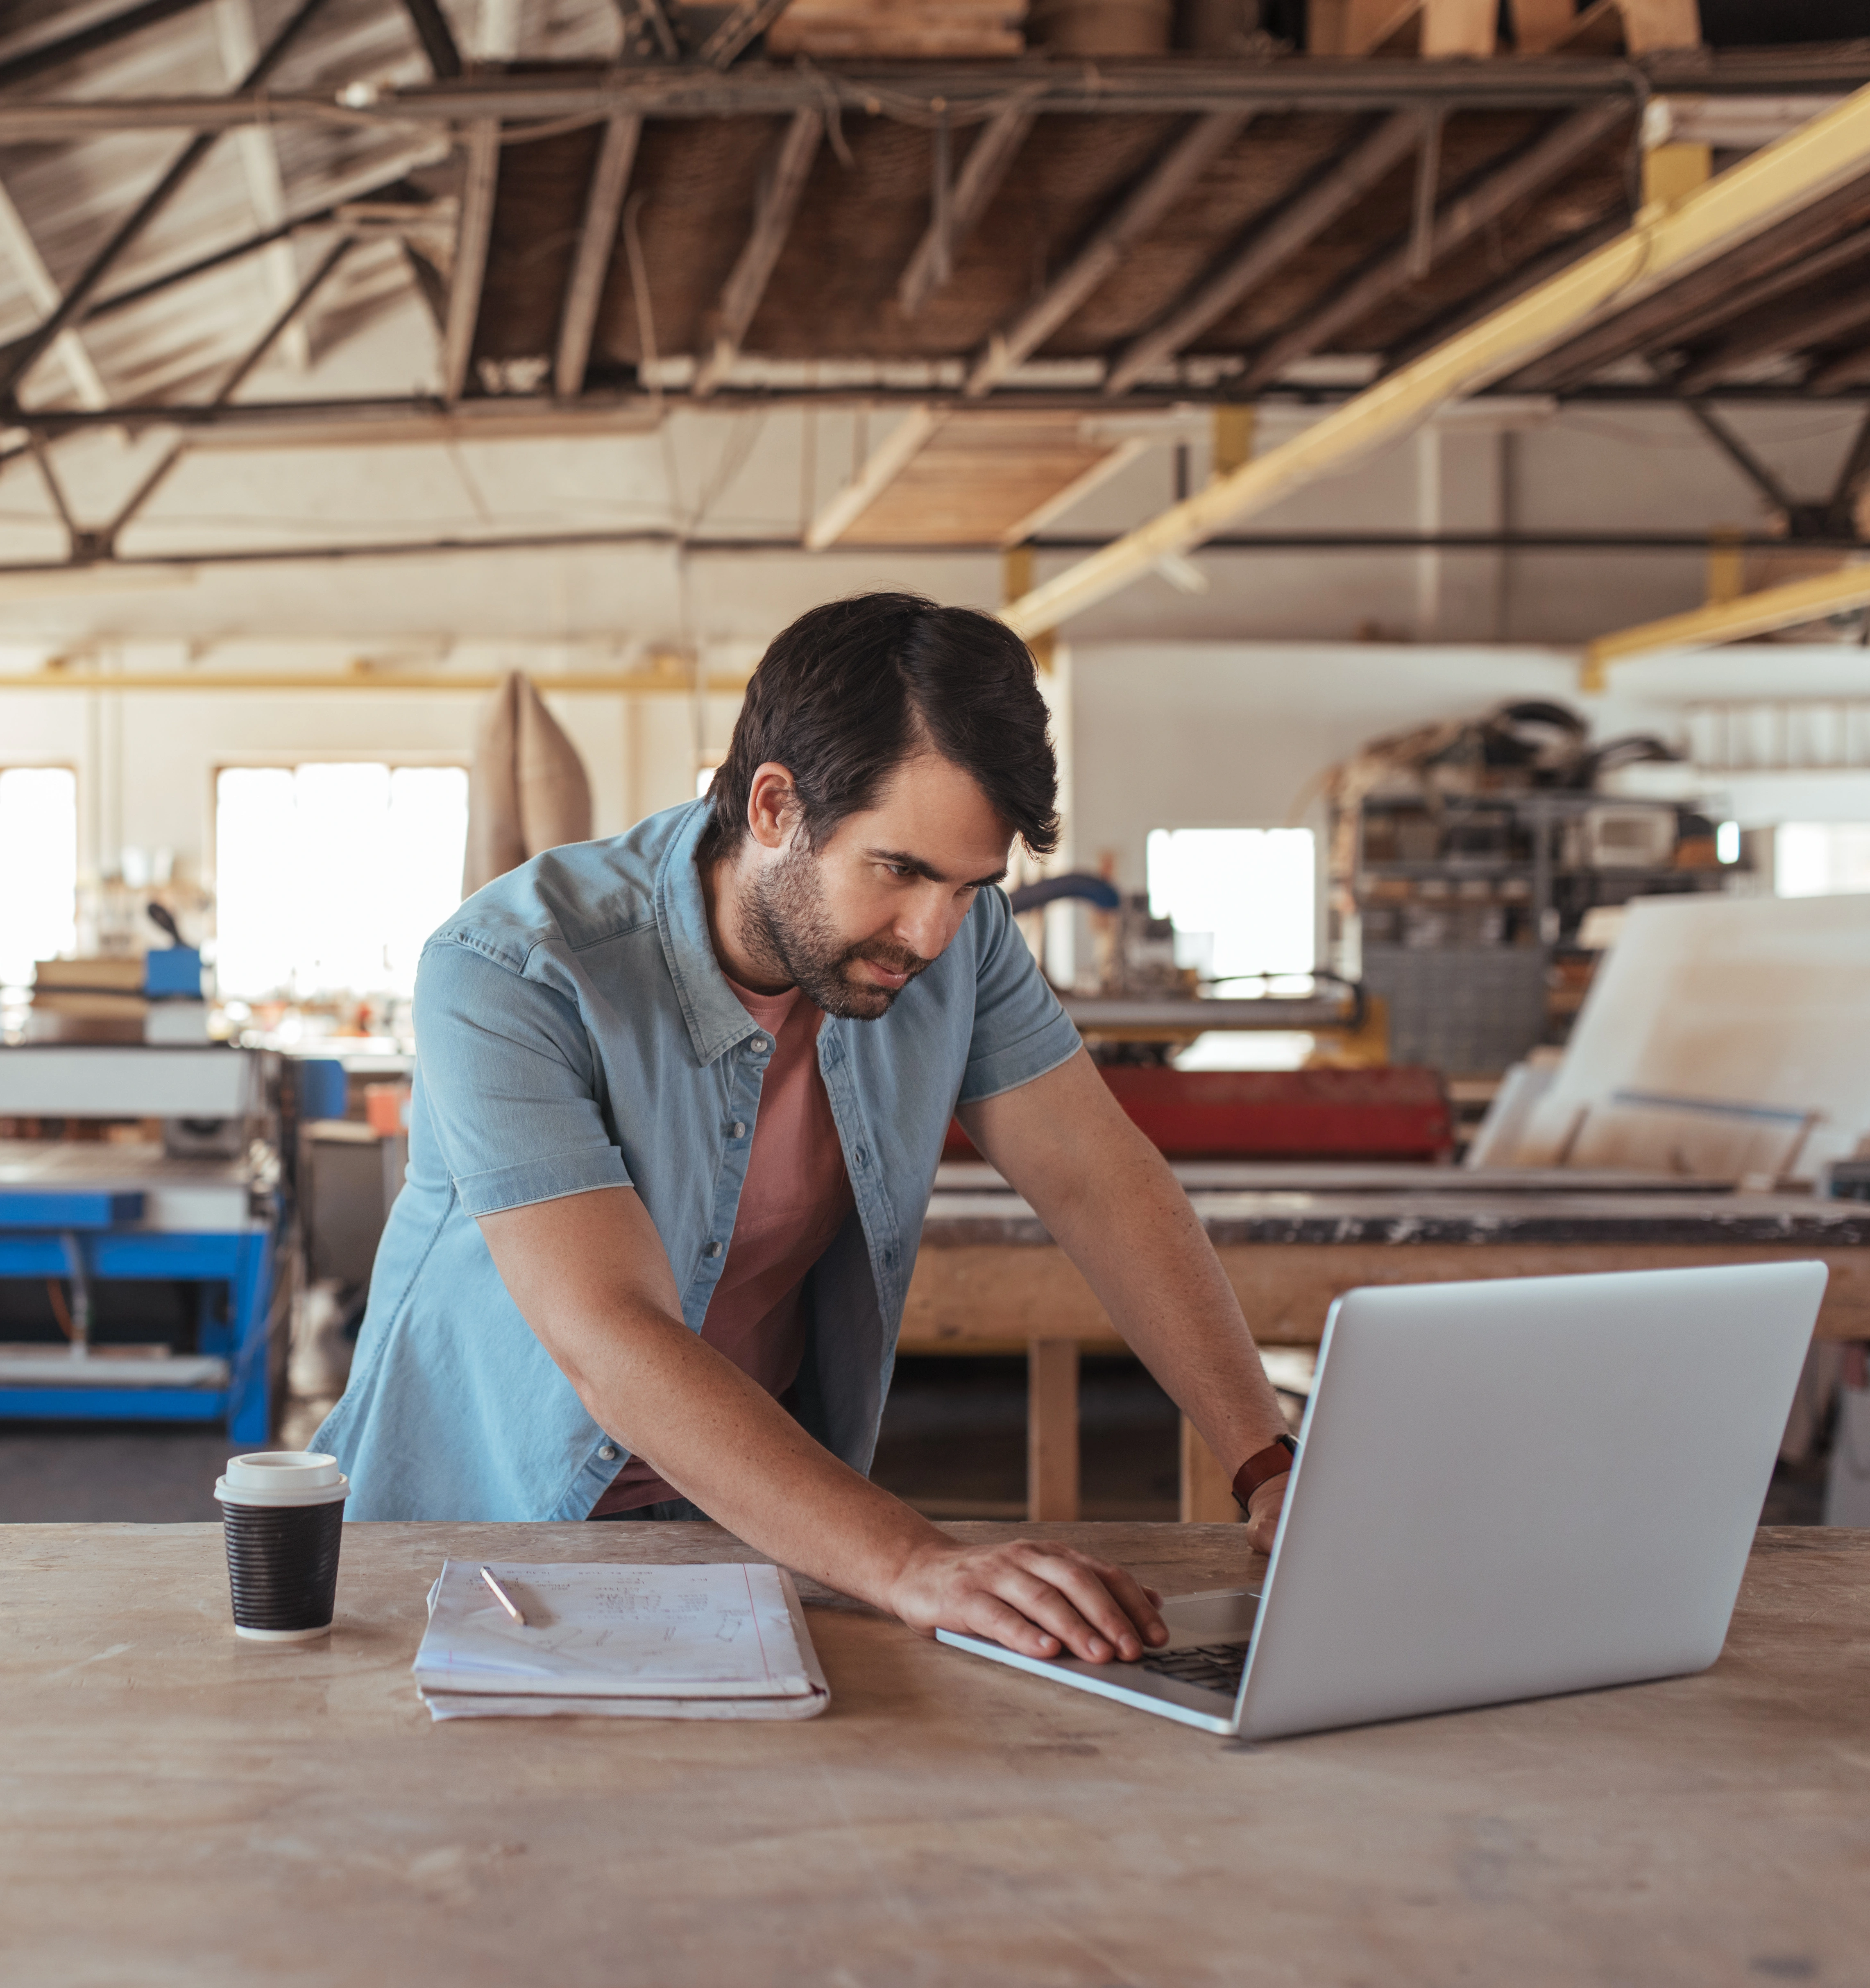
<box><xmin>1159</xmin><ymin>1587</ymin><xmax>1263</xmax><ymax>1647</ymax></box>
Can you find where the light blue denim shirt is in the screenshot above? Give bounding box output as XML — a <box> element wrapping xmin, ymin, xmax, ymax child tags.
<box><xmin>315</xmin><ymin>798</ymin><xmax>1080</xmax><ymax>1519</ymax></box>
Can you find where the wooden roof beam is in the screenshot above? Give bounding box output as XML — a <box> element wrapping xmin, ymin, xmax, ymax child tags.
<box><xmin>1517</xmin><ymin>0</ymin><xmax>1700</xmax><ymax>55</ymax></box>
<box><xmin>1002</xmin><ymin>82</ymin><xmax>1870</xmax><ymax>641</ymax></box>
<box><xmin>966</xmin><ymin>111</ymin><xmax>1252</xmax><ymax>399</ymax></box>
<box><xmin>0</xmin><ymin>163</ymin><xmax>446</xmax><ymax>385</ymax></box>
<box><xmin>0</xmin><ymin>0</ymin><xmax>210</xmax><ymax>91</ymax></box>
<box><xmin>1102</xmin><ymin>111</ymin><xmax>1423</xmax><ymax>398</ymax></box>
<box><xmin>1237</xmin><ymin>100</ymin><xmax>1630</xmax><ymax>395</ymax></box>
<box><xmin>1309</xmin><ymin>0</ymin><xmax>1496</xmax><ymax>57</ymax></box>
<box><xmin>0</xmin><ymin>0</ymin><xmax>329</xmax><ymax>406</ymax></box>
<box><xmin>213</xmin><ymin>0</ymin><xmax>310</xmax><ymax>373</ymax></box>
<box><xmin>97</xmin><ymin>234</ymin><xmax>356</xmax><ymax>555</ymax></box>
<box><xmin>0</xmin><ymin>179</ymin><xmax>108</xmax><ymax>410</ymax></box>
<box><xmin>1643</xmin><ymin>222</ymin><xmax>1870</xmax><ymax>364</ymax></box>
<box><xmin>1677</xmin><ymin>280</ymin><xmax>1870</xmax><ymax>394</ymax></box>
<box><xmin>997</xmin><ymin>437</ymin><xmax>1149</xmax><ymax>547</ymax></box>
<box><xmin>698</xmin><ymin>0</ymin><xmax>794</xmax><ymax>69</ymax></box>
<box><xmin>692</xmin><ymin>108</ymin><xmax>822</xmax><ymax>400</ymax></box>
<box><xmin>398</xmin><ymin>0</ymin><xmax>462</xmax><ymax>77</ymax></box>
<box><xmin>1507</xmin><ymin>173</ymin><xmax>1870</xmax><ymax>393</ymax></box>
<box><xmin>1582</xmin><ymin>563</ymin><xmax>1870</xmax><ymax>693</ymax></box>
<box><xmin>897</xmin><ymin>100</ymin><xmax>1038</xmax><ymax>322</ymax></box>
<box><xmin>1810</xmin><ymin>343</ymin><xmax>1870</xmax><ymax>395</ymax></box>
<box><xmin>442</xmin><ymin>120</ymin><xmax>500</xmax><ymax>404</ymax></box>
<box><xmin>805</xmin><ymin>406</ymin><xmax>945</xmax><ymax>548</ymax></box>
<box><xmin>554</xmin><ymin>112</ymin><xmax>642</xmax><ymax>400</ymax></box>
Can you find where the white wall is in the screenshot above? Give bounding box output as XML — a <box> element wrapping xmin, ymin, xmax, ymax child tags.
<box><xmin>0</xmin><ymin>671</ymin><xmax>745</xmax><ymax>915</ymax></box>
<box><xmin>1066</xmin><ymin>637</ymin><xmax>1870</xmax><ymax>909</ymax></box>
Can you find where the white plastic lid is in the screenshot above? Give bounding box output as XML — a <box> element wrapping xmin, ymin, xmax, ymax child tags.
<box><xmin>215</xmin><ymin>1451</ymin><xmax>349</xmax><ymax>1507</ymax></box>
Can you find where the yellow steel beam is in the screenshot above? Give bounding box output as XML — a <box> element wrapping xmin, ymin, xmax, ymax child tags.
<box><xmin>1580</xmin><ymin>562</ymin><xmax>1870</xmax><ymax>692</ymax></box>
<box><xmin>1003</xmin><ymin>542</ymin><xmax>1055</xmax><ymax>674</ymax></box>
<box><xmin>1002</xmin><ymin>82</ymin><xmax>1870</xmax><ymax>643</ymax></box>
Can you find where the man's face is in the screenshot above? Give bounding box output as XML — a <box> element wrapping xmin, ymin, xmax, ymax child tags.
<box><xmin>744</xmin><ymin>753</ymin><xmax>1013</xmax><ymax>1020</ymax></box>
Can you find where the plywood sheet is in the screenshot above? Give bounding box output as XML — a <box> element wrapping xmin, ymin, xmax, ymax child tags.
<box><xmin>829</xmin><ymin>409</ymin><xmax>1133</xmax><ymax>546</ymax></box>
<box><xmin>1513</xmin><ymin>891</ymin><xmax>1870</xmax><ymax>1177</ymax></box>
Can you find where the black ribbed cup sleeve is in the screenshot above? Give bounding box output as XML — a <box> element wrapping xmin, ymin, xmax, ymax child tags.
<box><xmin>219</xmin><ymin>1498</ymin><xmax>345</xmax><ymax>1633</ymax></box>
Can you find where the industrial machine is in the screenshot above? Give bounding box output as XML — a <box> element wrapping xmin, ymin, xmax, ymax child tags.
<box><xmin>0</xmin><ymin>1045</ymin><xmax>286</xmax><ymax>1442</ymax></box>
<box><xmin>964</xmin><ymin>875</ymin><xmax>1451</xmax><ymax>1162</ymax></box>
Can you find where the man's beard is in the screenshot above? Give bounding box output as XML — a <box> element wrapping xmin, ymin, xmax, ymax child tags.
<box><xmin>741</xmin><ymin>842</ymin><xmax>928</xmax><ymax>1021</ymax></box>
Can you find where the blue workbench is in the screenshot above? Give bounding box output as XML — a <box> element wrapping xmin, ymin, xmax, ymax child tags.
<box><xmin>0</xmin><ymin>1152</ymin><xmax>280</xmax><ymax>1443</ymax></box>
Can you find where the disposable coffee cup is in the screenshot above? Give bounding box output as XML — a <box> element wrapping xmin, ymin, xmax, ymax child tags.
<box><xmin>214</xmin><ymin>1451</ymin><xmax>349</xmax><ymax>1642</ymax></box>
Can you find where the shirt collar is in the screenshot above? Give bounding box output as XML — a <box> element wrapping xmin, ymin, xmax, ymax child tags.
<box><xmin>655</xmin><ymin>799</ymin><xmax>770</xmax><ymax>1066</ymax></box>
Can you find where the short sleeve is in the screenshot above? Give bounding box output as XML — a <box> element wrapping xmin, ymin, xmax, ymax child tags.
<box><xmin>413</xmin><ymin>936</ymin><xmax>632</xmax><ymax>1217</ymax></box>
<box><xmin>957</xmin><ymin>887</ymin><xmax>1082</xmax><ymax>1105</ymax></box>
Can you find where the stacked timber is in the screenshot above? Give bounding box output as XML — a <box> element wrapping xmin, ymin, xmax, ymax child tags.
<box><xmin>27</xmin><ymin>958</ymin><xmax>145</xmax><ymax>1044</ymax></box>
<box><xmin>766</xmin><ymin>0</ymin><xmax>1027</xmax><ymax>57</ymax></box>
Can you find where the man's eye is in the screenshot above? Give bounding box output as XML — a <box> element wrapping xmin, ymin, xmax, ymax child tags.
<box><xmin>886</xmin><ymin>864</ymin><xmax>914</xmax><ymax>878</ymax></box>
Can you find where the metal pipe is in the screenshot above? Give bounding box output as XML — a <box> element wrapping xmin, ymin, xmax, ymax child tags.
<box><xmin>0</xmin><ymin>52</ymin><xmax>1861</xmax><ymax>138</ymax></box>
<box><xmin>0</xmin><ymin>528</ymin><xmax>1857</xmax><ymax>590</ymax></box>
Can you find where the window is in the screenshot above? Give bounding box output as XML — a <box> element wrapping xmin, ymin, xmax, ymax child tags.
<box><xmin>1146</xmin><ymin>827</ymin><xmax>1318</xmax><ymax>1072</ymax></box>
<box><xmin>1146</xmin><ymin>827</ymin><xmax>1317</xmax><ymax>981</ymax></box>
<box><xmin>214</xmin><ymin>764</ymin><xmax>469</xmax><ymax>1001</ymax></box>
<box><xmin>0</xmin><ymin>767</ymin><xmax>78</xmax><ymax>989</ymax></box>
<box><xmin>1775</xmin><ymin>822</ymin><xmax>1870</xmax><ymax>899</ymax></box>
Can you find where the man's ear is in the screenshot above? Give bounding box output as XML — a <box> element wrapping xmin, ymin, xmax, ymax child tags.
<box><xmin>745</xmin><ymin>763</ymin><xmax>800</xmax><ymax>853</ymax></box>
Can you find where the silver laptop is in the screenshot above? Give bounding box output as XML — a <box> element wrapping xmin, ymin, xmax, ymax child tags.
<box><xmin>938</xmin><ymin>1261</ymin><xmax>1825</xmax><ymax>1739</ymax></box>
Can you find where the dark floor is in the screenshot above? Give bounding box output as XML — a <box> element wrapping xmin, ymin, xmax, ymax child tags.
<box><xmin>0</xmin><ymin>1356</ymin><xmax>1837</xmax><ymax>1525</ymax></box>
<box><xmin>0</xmin><ymin>1424</ymin><xmax>231</xmax><ymax>1522</ymax></box>
<box><xmin>870</xmin><ymin>1354</ymin><xmax>1183</xmax><ymax>1520</ymax></box>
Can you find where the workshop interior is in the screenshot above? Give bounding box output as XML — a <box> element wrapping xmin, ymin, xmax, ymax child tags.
<box><xmin>4</xmin><ymin>0</ymin><xmax>1870</xmax><ymax>1970</ymax></box>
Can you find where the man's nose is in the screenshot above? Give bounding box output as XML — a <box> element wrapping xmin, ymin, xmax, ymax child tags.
<box><xmin>893</xmin><ymin>890</ymin><xmax>955</xmax><ymax>960</ymax></box>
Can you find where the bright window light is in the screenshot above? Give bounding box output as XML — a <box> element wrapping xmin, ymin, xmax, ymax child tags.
<box><xmin>0</xmin><ymin>768</ymin><xmax>78</xmax><ymax>988</ymax></box>
<box><xmin>215</xmin><ymin>764</ymin><xmax>469</xmax><ymax>1000</ymax></box>
<box><xmin>1715</xmin><ymin>820</ymin><xmax>1741</xmax><ymax>865</ymax></box>
<box><xmin>1146</xmin><ymin>827</ymin><xmax>1317</xmax><ymax>982</ymax></box>
<box><xmin>1774</xmin><ymin>822</ymin><xmax>1870</xmax><ymax>899</ymax></box>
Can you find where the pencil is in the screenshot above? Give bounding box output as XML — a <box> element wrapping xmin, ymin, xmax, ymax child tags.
<box><xmin>479</xmin><ymin>1565</ymin><xmax>526</xmax><ymax>1626</ymax></box>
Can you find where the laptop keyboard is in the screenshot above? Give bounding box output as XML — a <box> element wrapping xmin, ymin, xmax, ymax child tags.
<box><xmin>1138</xmin><ymin>1641</ymin><xmax>1249</xmax><ymax>1696</ymax></box>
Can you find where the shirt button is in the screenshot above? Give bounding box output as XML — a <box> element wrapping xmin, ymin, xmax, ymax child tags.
<box><xmin>597</xmin><ymin>1444</ymin><xmax>618</xmax><ymax>1462</ymax></box>
<box><xmin>853</xmin><ymin>1148</ymin><xmax>868</xmax><ymax>1168</ymax></box>
<box><xmin>748</xmin><ymin>1037</ymin><xmax>769</xmax><ymax>1055</ymax></box>
<box><xmin>730</xmin><ymin>1121</ymin><xmax>747</xmax><ymax>1139</ymax></box>
<box><xmin>705</xmin><ymin>1240</ymin><xmax>723</xmax><ymax>1258</ymax></box>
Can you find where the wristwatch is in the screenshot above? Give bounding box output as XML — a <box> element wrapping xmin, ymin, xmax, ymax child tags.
<box><xmin>1232</xmin><ymin>1433</ymin><xmax>1299</xmax><ymax>1510</ymax></box>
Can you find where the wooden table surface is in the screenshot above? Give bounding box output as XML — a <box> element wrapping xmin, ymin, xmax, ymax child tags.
<box><xmin>5</xmin><ymin>1520</ymin><xmax>1868</xmax><ymax>1986</ymax></box>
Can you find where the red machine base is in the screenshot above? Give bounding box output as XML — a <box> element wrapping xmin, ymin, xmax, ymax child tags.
<box><xmin>944</xmin><ymin>1065</ymin><xmax>1453</xmax><ymax>1163</ymax></box>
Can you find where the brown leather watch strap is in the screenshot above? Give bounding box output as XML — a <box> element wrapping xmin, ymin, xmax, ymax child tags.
<box><xmin>1232</xmin><ymin>1434</ymin><xmax>1298</xmax><ymax>1510</ymax></box>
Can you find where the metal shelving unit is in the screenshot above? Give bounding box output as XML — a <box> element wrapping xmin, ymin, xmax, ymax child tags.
<box><xmin>1336</xmin><ymin>792</ymin><xmax>1736</xmax><ymax>1077</ymax></box>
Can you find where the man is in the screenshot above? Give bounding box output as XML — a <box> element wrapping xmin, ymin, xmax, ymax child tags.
<box><xmin>318</xmin><ymin>593</ymin><xmax>1294</xmax><ymax>1669</ymax></box>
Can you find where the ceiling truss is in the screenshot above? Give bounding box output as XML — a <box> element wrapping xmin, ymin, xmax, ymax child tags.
<box><xmin>0</xmin><ymin>18</ymin><xmax>1867</xmax><ymax>584</ymax></box>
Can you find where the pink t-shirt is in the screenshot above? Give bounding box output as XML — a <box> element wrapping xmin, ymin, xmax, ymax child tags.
<box><xmin>592</xmin><ymin>976</ymin><xmax>854</xmax><ymax>1515</ymax></box>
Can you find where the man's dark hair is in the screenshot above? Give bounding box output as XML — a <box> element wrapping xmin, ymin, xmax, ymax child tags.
<box><xmin>700</xmin><ymin>593</ymin><xmax>1060</xmax><ymax>861</ymax></box>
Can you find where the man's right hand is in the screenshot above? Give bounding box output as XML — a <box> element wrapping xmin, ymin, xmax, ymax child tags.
<box><xmin>886</xmin><ymin>1537</ymin><xmax>1167</xmax><ymax>1664</ymax></box>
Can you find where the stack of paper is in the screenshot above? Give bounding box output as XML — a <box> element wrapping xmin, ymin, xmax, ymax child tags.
<box><xmin>412</xmin><ymin>1560</ymin><xmax>830</xmax><ymax>1722</ymax></box>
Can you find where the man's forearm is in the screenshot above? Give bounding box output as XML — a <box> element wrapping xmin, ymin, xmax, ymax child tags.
<box><xmin>1044</xmin><ymin>1139</ymin><xmax>1290</xmax><ymax>1477</ymax></box>
<box><xmin>963</xmin><ymin>1054</ymin><xmax>1289</xmax><ymax>1481</ymax></box>
<box><xmin>479</xmin><ymin>1185</ymin><xmax>1173</xmax><ymax>1662</ymax></box>
<box><xmin>551</xmin><ymin>1291</ymin><xmax>947</xmax><ymax>1603</ymax></box>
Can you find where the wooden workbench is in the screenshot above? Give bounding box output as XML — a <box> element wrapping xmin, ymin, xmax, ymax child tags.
<box><xmin>908</xmin><ymin>1175</ymin><xmax>1870</xmax><ymax>1519</ymax></box>
<box><xmin>5</xmin><ymin>1520</ymin><xmax>1866</xmax><ymax>1985</ymax></box>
